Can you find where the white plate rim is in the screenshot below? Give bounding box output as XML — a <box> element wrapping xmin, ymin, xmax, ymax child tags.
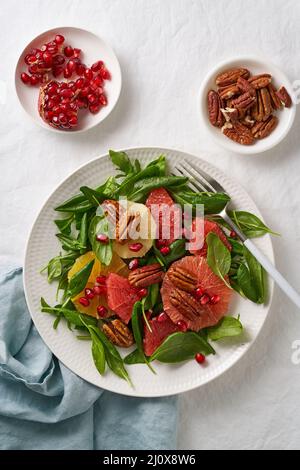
<box><xmin>23</xmin><ymin>147</ymin><xmax>275</xmax><ymax>397</ymax></box>
<box><xmin>14</xmin><ymin>26</ymin><xmax>122</xmax><ymax>134</ymax></box>
<box><xmin>198</xmin><ymin>55</ymin><xmax>296</xmax><ymax>155</ymax></box>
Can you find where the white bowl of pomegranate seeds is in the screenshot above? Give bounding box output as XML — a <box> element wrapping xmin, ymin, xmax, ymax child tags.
<box><xmin>199</xmin><ymin>56</ymin><xmax>296</xmax><ymax>154</ymax></box>
<box><xmin>15</xmin><ymin>27</ymin><xmax>122</xmax><ymax>133</ymax></box>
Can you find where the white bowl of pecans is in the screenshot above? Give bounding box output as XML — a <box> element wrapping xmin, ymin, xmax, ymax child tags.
<box><xmin>200</xmin><ymin>57</ymin><xmax>296</xmax><ymax>154</ymax></box>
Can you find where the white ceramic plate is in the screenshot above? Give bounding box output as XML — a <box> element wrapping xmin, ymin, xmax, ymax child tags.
<box><xmin>15</xmin><ymin>27</ymin><xmax>122</xmax><ymax>133</ymax></box>
<box><xmin>24</xmin><ymin>148</ymin><xmax>274</xmax><ymax>397</ymax></box>
<box><xmin>199</xmin><ymin>56</ymin><xmax>296</xmax><ymax>154</ymax></box>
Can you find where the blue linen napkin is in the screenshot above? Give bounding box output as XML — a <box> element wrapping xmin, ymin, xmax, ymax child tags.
<box><xmin>0</xmin><ymin>267</ymin><xmax>178</xmax><ymax>450</ymax></box>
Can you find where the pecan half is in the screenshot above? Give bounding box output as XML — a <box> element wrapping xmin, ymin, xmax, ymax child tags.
<box><xmin>267</xmin><ymin>83</ymin><xmax>282</xmax><ymax>110</ymax></box>
<box><xmin>248</xmin><ymin>74</ymin><xmax>272</xmax><ymax>89</ymax></box>
<box><xmin>251</xmin><ymin>115</ymin><xmax>278</xmax><ymax>139</ymax></box>
<box><xmin>102</xmin><ymin>319</ymin><xmax>134</xmax><ymax>348</ymax></box>
<box><xmin>128</xmin><ymin>263</ymin><xmax>164</xmax><ymax>288</ymax></box>
<box><xmin>207</xmin><ymin>90</ymin><xmax>224</xmax><ymax>127</ymax></box>
<box><xmin>218</xmin><ymin>84</ymin><xmax>240</xmax><ymax>100</ymax></box>
<box><xmin>170</xmin><ymin>289</ymin><xmax>199</xmax><ymax>321</ymax></box>
<box><xmin>168</xmin><ymin>266</ymin><xmax>197</xmax><ymax>293</ymax></box>
<box><xmin>215</xmin><ymin>67</ymin><xmax>250</xmax><ymax>87</ymax></box>
<box><xmin>251</xmin><ymin>88</ymin><xmax>271</xmax><ymax>122</ymax></box>
<box><xmin>237</xmin><ymin>76</ymin><xmax>256</xmax><ymax>96</ymax></box>
<box><xmin>276</xmin><ymin>86</ymin><xmax>292</xmax><ymax>108</ymax></box>
<box><xmin>222</xmin><ymin>121</ymin><xmax>255</xmax><ymax>145</ymax></box>
<box><xmin>231</xmin><ymin>91</ymin><xmax>256</xmax><ymax>111</ymax></box>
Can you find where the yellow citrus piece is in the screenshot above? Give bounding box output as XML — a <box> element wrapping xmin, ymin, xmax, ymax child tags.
<box><xmin>69</xmin><ymin>251</ymin><xmax>129</xmax><ymax>318</ymax></box>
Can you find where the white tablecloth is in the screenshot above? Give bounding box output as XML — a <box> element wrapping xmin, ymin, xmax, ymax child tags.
<box><xmin>1</xmin><ymin>0</ymin><xmax>300</xmax><ymax>450</ymax></box>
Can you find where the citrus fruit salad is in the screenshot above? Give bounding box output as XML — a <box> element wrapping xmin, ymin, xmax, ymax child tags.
<box><xmin>41</xmin><ymin>150</ymin><xmax>276</xmax><ymax>385</ymax></box>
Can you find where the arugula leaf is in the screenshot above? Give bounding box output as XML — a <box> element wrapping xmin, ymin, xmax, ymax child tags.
<box><xmin>109</xmin><ymin>150</ymin><xmax>135</xmax><ymax>175</ymax></box>
<box><xmin>150</xmin><ymin>332</ymin><xmax>215</xmax><ymax>363</ymax></box>
<box><xmin>40</xmin><ymin>298</ymin><xmax>97</xmax><ymax>327</ymax></box>
<box><xmin>67</xmin><ymin>259</ymin><xmax>94</xmax><ymax>298</ymax></box>
<box><xmin>47</xmin><ymin>257</ymin><xmax>62</xmax><ymax>282</ymax></box>
<box><xmin>207</xmin><ymin>316</ymin><xmax>243</xmax><ymax>341</ymax></box>
<box><xmin>56</xmin><ymin>233</ymin><xmax>86</xmax><ymax>252</ymax></box>
<box><xmin>206</xmin><ymin>232</ymin><xmax>232</xmax><ymax>288</ymax></box>
<box><xmin>55</xmin><ymin>193</ymin><xmax>94</xmax><ymax>213</ymax></box>
<box><xmin>78</xmin><ymin>212</ymin><xmax>89</xmax><ymax>254</ymax></box>
<box><xmin>172</xmin><ymin>190</ymin><xmax>230</xmax><ymax>215</ymax></box>
<box><xmin>89</xmin><ymin>215</ymin><xmax>113</xmax><ymax>266</ymax></box>
<box><xmin>229</xmin><ymin>211</ymin><xmax>279</xmax><ymax>238</ymax></box>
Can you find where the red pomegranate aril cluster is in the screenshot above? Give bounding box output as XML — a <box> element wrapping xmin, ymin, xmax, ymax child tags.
<box><xmin>85</xmin><ymin>288</ymin><xmax>95</xmax><ymax>299</ymax></box>
<box><xmin>160</xmin><ymin>246</ymin><xmax>170</xmax><ymax>256</ymax></box>
<box><xmin>129</xmin><ymin>243</ymin><xmax>143</xmax><ymax>252</ymax></box>
<box><xmin>96</xmin><ymin>275</ymin><xmax>107</xmax><ymax>285</ymax></box>
<box><xmin>39</xmin><ymin>80</ymin><xmax>79</xmax><ymax>130</ymax></box>
<box><xmin>177</xmin><ymin>320</ymin><xmax>188</xmax><ymax>332</ymax></box>
<box><xmin>21</xmin><ymin>32</ymin><xmax>111</xmax><ymax>130</ymax></box>
<box><xmin>194</xmin><ymin>287</ymin><xmax>221</xmax><ymax>305</ymax></box>
<box><xmin>79</xmin><ymin>297</ymin><xmax>90</xmax><ymax>307</ymax></box>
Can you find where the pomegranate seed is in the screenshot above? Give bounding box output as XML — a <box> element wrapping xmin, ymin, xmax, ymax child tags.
<box><xmin>63</xmin><ymin>67</ymin><xmax>72</xmax><ymax>79</ymax></box>
<box><xmin>76</xmin><ymin>63</ymin><xmax>86</xmax><ymax>75</ymax></box>
<box><xmin>96</xmin><ymin>233</ymin><xmax>109</xmax><ymax>244</ymax></box>
<box><xmin>60</xmin><ymin>88</ymin><xmax>74</xmax><ymax>99</ymax></box>
<box><xmin>76</xmin><ymin>98</ymin><xmax>88</xmax><ymax>109</ymax></box>
<box><xmin>47</xmin><ymin>84</ymin><xmax>58</xmax><ymax>96</ymax></box>
<box><xmin>47</xmin><ymin>99</ymin><xmax>55</xmax><ymax>110</ymax></box>
<box><xmin>157</xmin><ymin>312</ymin><xmax>168</xmax><ymax>323</ymax></box>
<box><xmin>177</xmin><ymin>320</ymin><xmax>188</xmax><ymax>332</ymax></box>
<box><xmin>80</xmin><ymin>86</ymin><xmax>90</xmax><ymax>97</ymax></box>
<box><xmin>99</xmin><ymin>93</ymin><xmax>107</xmax><ymax>106</ymax></box>
<box><xmin>58</xmin><ymin>113</ymin><xmax>67</xmax><ymax>125</ymax></box>
<box><xmin>210</xmin><ymin>294</ymin><xmax>220</xmax><ymax>305</ymax></box>
<box><xmin>25</xmin><ymin>54</ymin><xmax>36</xmax><ymax>65</ymax></box>
<box><xmin>20</xmin><ymin>72</ymin><xmax>30</xmax><ymax>84</ymax></box>
<box><xmin>94</xmin><ymin>285</ymin><xmax>107</xmax><ymax>295</ymax></box>
<box><xmin>96</xmin><ymin>275</ymin><xmax>107</xmax><ymax>285</ymax></box>
<box><xmin>73</xmin><ymin>48</ymin><xmax>81</xmax><ymax>58</ymax></box>
<box><xmin>195</xmin><ymin>353</ymin><xmax>206</xmax><ymax>364</ymax></box>
<box><xmin>160</xmin><ymin>246</ymin><xmax>170</xmax><ymax>256</ymax></box>
<box><xmin>129</xmin><ymin>243</ymin><xmax>143</xmax><ymax>252</ymax></box>
<box><xmin>89</xmin><ymin>104</ymin><xmax>101</xmax><ymax>114</ymax></box>
<box><xmin>53</xmin><ymin>66</ymin><xmax>63</xmax><ymax>77</ymax></box>
<box><xmin>52</xmin><ymin>105</ymin><xmax>60</xmax><ymax>114</ymax></box>
<box><xmin>91</xmin><ymin>60</ymin><xmax>104</xmax><ymax>72</ymax></box>
<box><xmin>55</xmin><ymin>34</ymin><xmax>65</xmax><ymax>45</ymax></box>
<box><xmin>69</xmin><ymin>116</ymin><xmax>78</xmax><ymax>127</ymax></box>
<box><xmin>93</xmin><ymin>75</ymin><xmax>103</xmax><ymax>87</ymax></box>
<box><xmin>97</xmin><ymin>305</ymin><xmax>107</xmax><ymax>317</ymax></box>
<box><xmin>53</xmin><ymin>54</ymin><xmax>65</xmax><ymax>66</ymax></box>
<box><xmin>85</xmin><ymin>288</ymin><xmax>95</xmax><ymax>299</ymax></box>
<box><xmin>35</xmin><ymin>51</ymin><xmax>43</xmax><ymax>60</ymax></box>
<box><xmin>42</xmin><ymin>51</ymin><xmax>53</xmax><ymax>66</ymax></box>
<box><xmin>52</xmin><ymin>116</ymin><xmax>59</xmax><ymax>126</ymax></box>
<box><xmin>84</xmin><ymin>68</ymin><xmax>93</xmax><ymax>80</ymax></box>
<box><xmin>137</xmin><ymin>288</ymin><xmax>148</xmax><ymax>299</ymax></box>
<box><xmin>64</xmin><ymin>45</ymin><xmax>74</xmax><ymax>57</ymax></box>
<box><xmin>87</xmin><ymin>93</ymin><xmax>98</xmax><ymax>105</ymax></box>
<box><xmin>76</xmin><ymin>78</ymin><xmax>85</xmax><ymax>89</ymax></box>
<box><xmin>194</xmin><ymin>287</ymin><xmax>204</xmax><ymax>299</ymax></box>
<box><xmin>128</xmin><ymin>259</ymin><xmax>139</xmax><ymax>270</ymax></box>
<box><xmin>30</xmin><ymin>75</ymin><xmax>40</xmax><ymax>85</ymax></box>
<box><xmin>100</xmin><ymin>68</ymin><xmax>111</xmax><ymax>80</ymax></box>
<box><xmin>67</xmin><ymin>59</ymin><xmax>77</xmax><ymax>72</ymax></box>
<box><xmin>230</xmin><ymin>230</ymin><xmax>237</xmax><ymax>238</ymax></box>
<box><xmin>28</xmin><ymin>64</ymin><xmax>38</xmax><ymax>74</ymax></box>
<box><xmin>200</xmin><ymin>294</ymin><xmax>210</xmax><ymax>305</ymax></box>
<box><xmin>156</xmin><ymin>239</ymin><xmax>167</xmax><ymax>248</ymax></box>
<box><xmin>79</xmin><ymin>297</ymin><xmax>90</xmax><ymax>307</ymax></box>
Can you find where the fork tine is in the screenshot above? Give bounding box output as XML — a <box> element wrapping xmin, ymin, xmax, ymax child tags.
<box><xmin>184</xmin><ymin>160</ymin><xmax>226</xmax><ymax>194</ymax></box>
<box><xmin>171</xmin><ymin>169</ymin><xmax>203</xmax><ymax>193</ymax></box>
<box><xmin>176</xmin><ymin>163</ymin><xmax>215</xmax><ymax>193</ymax></box>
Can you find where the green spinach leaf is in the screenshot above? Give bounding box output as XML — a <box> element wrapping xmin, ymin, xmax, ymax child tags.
<box><xmin>109</xmin><ymin>150</ymin><xmax>135</xmax><ymax>175</ymax></box>
<box><xmin>207</xmin><ymin>316</ymin><xmax>243</xmax><ymax>341</ymax></box>
<box><xmin>67</xmin><ymin>259</ymin><xmax>94</xmax><ymax>298</ymax></box>
<box><xmin>124</xmin><ymin>348</ymin><xmax>146</xmax><ymax>365</ymax></box>
<box><xmin>206</xmin><ymin>232</ymin><xmax>231</xmax><ymax>288</ymax></box>
<box><xmin>229</xmin><ymin>211</ymin><xmax>279</xmax><ymax>238</ymax></box>
<box><xmin>89</xmin><ymin>215</ymin><xmax>113</xmax><ymax>266</ymax></box>
<box><xmin>151</xmin><ymin>332</ymin><xmax>215</xmax><ymax>363</ymax></box>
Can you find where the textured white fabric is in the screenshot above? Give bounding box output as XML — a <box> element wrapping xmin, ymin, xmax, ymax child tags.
<box><xmin>1</xmin><ymin>0</ymin><xmax>300</xmax><ymax>450</ymax></box>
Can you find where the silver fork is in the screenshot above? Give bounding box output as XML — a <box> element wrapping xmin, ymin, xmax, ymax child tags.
<box><xmin>174</xmin><ymin>160</ymin><xmax>300</xmax><ymax>308</ymax></box>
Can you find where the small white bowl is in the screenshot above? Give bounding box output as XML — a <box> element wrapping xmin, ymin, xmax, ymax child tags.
<box><xmin>15</xmin><ymin>27</ymin><xmax>122</xmax><ymax>133</ymax></box>
<box><xmin>199</xmin><ymin>56</ymin><xmax>296</xmax><ymax>154</ymax></box>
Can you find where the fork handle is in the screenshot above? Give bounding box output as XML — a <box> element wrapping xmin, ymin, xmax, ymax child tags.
<box><xmin>244</xmin><ymin>239</ymin><xmax>300</xmax><ymax>308</ymax></box>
